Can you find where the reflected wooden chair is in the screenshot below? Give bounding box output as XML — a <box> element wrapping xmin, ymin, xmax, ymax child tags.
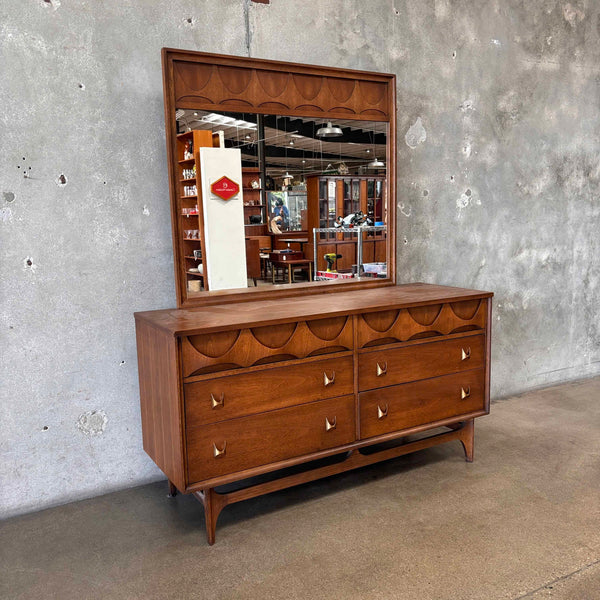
<box><xmin>245</xmin><ymin>238</ymin><xmax>261</xmax><ymax>286</ymax></box>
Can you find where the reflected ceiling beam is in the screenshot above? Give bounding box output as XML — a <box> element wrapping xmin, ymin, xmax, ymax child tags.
<box><xmin>225</xmin><ymin>140</ymin><xmax>343</xmax><ymax>161</ymax></box>
<box><xmin>208</xmin><ymin>111</ymin><xmax>387</xmax><ymax>145</ymax></box>
<box><xmin>266</xmin><ymin>116</ymin><xmax>387</xmax><ymax>145</ymax></box>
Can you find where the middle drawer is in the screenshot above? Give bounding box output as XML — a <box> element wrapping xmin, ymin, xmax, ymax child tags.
<box><xmin>185</xmin><ymin>355</ymin><xmax>353</xmax><ymax>427</ymax></box>
<box><xmin>358</xmin><ymin>334</ymin><xmax>485</xmax><ymax>391</ymax></box>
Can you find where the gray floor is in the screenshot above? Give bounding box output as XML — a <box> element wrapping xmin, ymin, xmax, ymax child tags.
<box><xmin>1</xmin><ymin>377</ymin><xmax>599</xmax><ymax>600</ymax></box>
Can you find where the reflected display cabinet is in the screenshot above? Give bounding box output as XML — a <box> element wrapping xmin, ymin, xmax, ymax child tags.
<box><xmin>306</xmin><ymin>175</ymin><xmax>386</xmax><ymax>272</ymax></box>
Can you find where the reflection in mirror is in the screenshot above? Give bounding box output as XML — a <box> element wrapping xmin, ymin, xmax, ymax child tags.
<box><xmin>174</xmin><ymin>109</ymin><xmax>388</xmax><ymax>294</ymax></box>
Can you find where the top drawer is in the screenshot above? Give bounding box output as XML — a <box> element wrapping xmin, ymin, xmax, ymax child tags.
<box><xmin>357</xmin><ymin>299</ymin><xmax>487</xmax><ymax>348</ymax></box>
<box><xmin>358</xmin><ymin>334</ymin><xmax>485</xmax><ymax>391</ymax></box>
<box><xmin>181</xmin><ymin>316</ymin><xmax>353</xmax><ymax>377</ymax></box>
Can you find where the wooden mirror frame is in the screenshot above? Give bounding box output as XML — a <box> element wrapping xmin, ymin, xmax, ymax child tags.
<box><xmin>162</xmin><ymin>48</ymin><xmax>397</xmax><ymax>308</ymax></box>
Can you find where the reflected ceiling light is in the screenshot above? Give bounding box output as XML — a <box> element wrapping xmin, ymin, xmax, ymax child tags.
<box><xmin>200</xmin><ymin>113</ymin><xmax>257</xmax><ymax>129</ymax></box>
<box><xmin>316</xmin><ymin>122</ymin><xmax>343</xmax><ymax>138</ymax></box>
<box><xmin>368</xmin><ymin>157</ymin><xmax>385</xmax><ymax>168</ymax></box>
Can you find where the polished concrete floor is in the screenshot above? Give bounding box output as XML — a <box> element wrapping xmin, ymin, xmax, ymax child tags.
<box><xmin>1</xmin><ymin>377</ymin><xmax>599</xmax><ymax>600</ymax></box>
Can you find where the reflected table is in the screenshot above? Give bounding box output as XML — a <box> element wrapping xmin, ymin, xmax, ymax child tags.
<box><xmin>269</xmin><ymin>251</ymin><xmax>312</xmax><ymax>284</ymax></box>
<box><xmin>279</xmin><ymin>238</ymin><xmax>309</xmax><ymax>253</ymax></box>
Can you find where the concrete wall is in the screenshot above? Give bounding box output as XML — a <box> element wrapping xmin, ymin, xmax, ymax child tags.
<box><xmin>1</xmin><ymin>0</ymin><xmax>598</xmax><ymax>518</ymax></box>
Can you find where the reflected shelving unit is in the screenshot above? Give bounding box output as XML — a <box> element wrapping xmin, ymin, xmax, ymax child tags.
<box><xmin>175</xmin><ymin>130</ymin><xmax>220</xmax><ymax>293</ymax></box>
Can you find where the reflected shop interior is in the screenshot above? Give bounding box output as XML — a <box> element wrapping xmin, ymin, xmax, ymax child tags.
<box><xmin>175</xmin><ymin>109</ymin><xmax>388</xmax><ymax>293</ymax></box>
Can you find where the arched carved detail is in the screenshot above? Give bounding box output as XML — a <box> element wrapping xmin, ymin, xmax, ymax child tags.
<box><xmin>306</xmin><ymin>316</ymin><xmax>348</xmax><ymax>340</ymax></box>
<box><xmin>188</xmin><ymin>330</ymin><xmax>241</xmax><ymax>358</ymax></box>
<box><xmin>449</xmin><ymin>299</ymin><xmax>482</xmax><ymax>320</ymax></box>
<box><xmin>328</xmin><ymin>77</ymin><xmax>356</xmax><ymax>103</ymax></box>
<box><xmin>250</xmin><ymin>323</ymin><xmax>298</xmax><ymax>348</ymax></box>
<box><xmin>407</xmin><ymin>304</ymin><xmax>443</xmax><ymax>326</ymax></box>
<box><xmin>173</xmin><ymin>60</ymin><xmax>390</xmax><ymax>120</ymax></box>
<box><xmin>218</xmin><ymin>66</ymin><xmax>252</xmax><ymax>94</ymax></box>
<box><xmin>358</xmin><ymin>80</ymin><xmax>386</xmax><ymax>105</ymax></box>
<box><xmin>362</xmin><ymin>310</ymin><xmax>399</xmax><ymax>332</ymax></box>
<box><xmin>182</xmin><ymin>317</ymin><xmax>353</xmax><ymax>377</ymax></box>
<box><xmin>357</xmin><ymin>301</ymin><xmax>487</xmax><ymax>348</ymax></box>
<box><xmin>256</xmin><ymin>69</ymin><xmax>289</xmax><ymax>98</ymax></box>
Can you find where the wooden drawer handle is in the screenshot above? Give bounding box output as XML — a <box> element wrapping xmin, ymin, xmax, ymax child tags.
<box><xmin>325</xmin><ymin>417</ymin><xmax>337</xmax><ymax>432</ymax></box>
<box><xmin>376</xmin><ymin>362</ymin><xmax>387</xmax><ymax>377</ymax></box>
<box><xmin>210</xmin><ymin>392</ymin><xmax>224</xmax><ymax>409</ymax></box>
<box><xmin>461</xmin><ymin>386</ymin><xmax>471</xmax><ymax>400</ymax></box>
<box><xmin>323</xmin><ymin>371</ymin><xmax>336</xmax><ymax>387</ymax></box>
<box><xmin>461</xmin><ymin>347</ymin><xmax>471</xmax><ymax>361</ymax></box>
<box><xmin>377</xmin><ymin>404</ymin><xmax>388</xmax><ymax>419</ymax></box>
<box><xmin>213</xmin><ymin>442</ymin><xmax>227</xmax><ymax>458</ymax></box>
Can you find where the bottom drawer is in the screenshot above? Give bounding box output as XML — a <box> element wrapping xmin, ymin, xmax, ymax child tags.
<box><xmin>359</xmin><ymin>370</ymin><xmax>485</xmax><ymax>439</ymax></box>
<box><xmin>187</xmin><ymin>395</ymin><xmax>355</xmax><ymax>484</ymax></box>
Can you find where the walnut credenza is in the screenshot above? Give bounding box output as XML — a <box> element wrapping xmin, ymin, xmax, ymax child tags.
<box><xmin>135</xmin><ymin>283</ymin><xmax>493</xmax><ymax>544</ymax></box>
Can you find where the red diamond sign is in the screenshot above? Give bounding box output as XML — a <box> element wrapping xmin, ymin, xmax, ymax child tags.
<box><xmin>211</xmin><ymin>176</ymin><xmax>240</xmax><ymax>201</ymax></box>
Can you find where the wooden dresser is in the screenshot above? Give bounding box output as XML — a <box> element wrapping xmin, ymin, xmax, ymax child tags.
<box><xmin>135</xmin><ymin>283</ymin><xmax>492</xmax><ymax>544</ymax></box>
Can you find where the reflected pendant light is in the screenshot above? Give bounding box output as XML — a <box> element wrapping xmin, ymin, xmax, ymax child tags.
<box><xmin>368</xmin><ymin>157</ymin><xmax>385</xmax><ymax>168</ymax></box>
<box><xmin>316</xmin><ymin>122</ymin><xmax>343</xmax><ymax>138</ymax></box>
<box><xmin>367</xmin><ymin>122</ymin><xmax>384</xmax><ymax>168</ymax></box>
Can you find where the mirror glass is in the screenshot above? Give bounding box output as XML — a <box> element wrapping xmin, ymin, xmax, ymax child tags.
<box><xmin>174</xmin><ymin>108</ymin><xmax>388</xmax><ymax>294</ymax></box>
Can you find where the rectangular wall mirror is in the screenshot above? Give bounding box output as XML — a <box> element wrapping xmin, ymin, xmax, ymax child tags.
<box><xmin>162</xmin><ymin>49</ymin><xmax>396</xmax><ymax>307</ymax></box>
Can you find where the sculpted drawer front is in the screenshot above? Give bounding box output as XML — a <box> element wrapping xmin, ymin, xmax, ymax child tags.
<box><xmin>187</xmin><ymin>395</ymin><xmax>355</xmax><ymax>483</ymax></box>
<box><xmin>358</xmin><ymin>334</ymin><xmax>485</xmax><ymax>391</ymax></box>
<box><xmin>357</xmin><ymin>299</ymin><xmax>487</xmax><ymax>348</ymax></box>
<box><xmin>185</xmin><ymin>356</ymin><xmax>353</xmax><ymax>427</ymax></box>
<box><xmin>180</xmin><ymin>315</ymin><xmax>353</xmax><ymax>378</ymax></box>
<box><xmin>359</xmin><ymin>370</ymin><xmax>485</xmax><ymax>439</ymax></box>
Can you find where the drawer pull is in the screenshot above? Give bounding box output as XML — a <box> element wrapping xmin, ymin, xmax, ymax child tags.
<box><xmin>325</xmin><ymin>417</ymin><xmax>337</xmax><ymax>432</ymax></box>
<box><xmin>377</xmin><ymin>404</ymin><xmax>388</xmax><ymax>419</ymax></box>
<box><xmin>376</xmin><ymin>362</ymin><xmax>387</xmax><ymax>377</ymax></box>
<box><xmin>210</xmin><ymin>392</ymin><xmax>225</xmax><ymax>409</ymax></box>
<box><xmin>461</xmin><ymin>386</ymin><xmax>471</xmax><ymax>400</ymax></box>
<box><xmin>323</xmin><ymin>371</ymin><xmax>336</xmax><ymax>387</ymax></box>
<box><xmin>461</xmin><ymin>347</ymin><xmax>471</xmax><ymax>361</ymax></box>
<box><xmin>213</xmin><ymin>442</ymin><xmax>227</xmax><ymax>458</ymax></box>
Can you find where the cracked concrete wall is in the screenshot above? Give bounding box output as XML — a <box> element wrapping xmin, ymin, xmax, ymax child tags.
<box><xmin>1</xmin><ymin>0</ymin><xmax>598</xmax><ymax>517</ymax></box>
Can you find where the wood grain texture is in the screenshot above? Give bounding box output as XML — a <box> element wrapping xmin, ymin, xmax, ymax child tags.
<box><xmin>186</xmin><ymin>395</ymin><xmax>355</xmax><ymax>483</ymax></box>
<box><xmin>135</xmin><ymin>283</ymin><xmax>493</xmax><ymax>337</ymax></box>
<box><xmin>135</xmin><ymin>319</ymin><xmax>186</xmax><ymax>491</ymax></box>
<box><xmin>359</xmin><ymin>369</ymin><xmax>486</xmax><ymax>439</ymax></box>
<box><xmin>184</xmin><ymin>355</ymin><xmax>353</xmax><ymax>426</ymax></box>
<box><xmin>358</xmin><ymin>334</ymin><xmax>485</xmax><ymax>391</ymax></box>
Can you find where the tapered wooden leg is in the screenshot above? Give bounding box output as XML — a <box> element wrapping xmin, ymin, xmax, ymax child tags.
<box><xmin>167</xmin><ymin>480</ymin><xmax>178</xmax><ymax>497</ymax></box>
<box><xmin>458</xmin><ymin>419</ymin><xmax>475</xmax><ymax>462</ymax></box>
<box><xmin>194</xmin><ymin>489</ymin><xmax>227</xmax><ymax>545</ymax></box>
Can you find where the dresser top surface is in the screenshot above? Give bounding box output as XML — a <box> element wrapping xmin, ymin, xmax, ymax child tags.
<box><xmin>134</xmin><ymin>283</ymin><xmax>493</xmax><ymax>336</ymax></box>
